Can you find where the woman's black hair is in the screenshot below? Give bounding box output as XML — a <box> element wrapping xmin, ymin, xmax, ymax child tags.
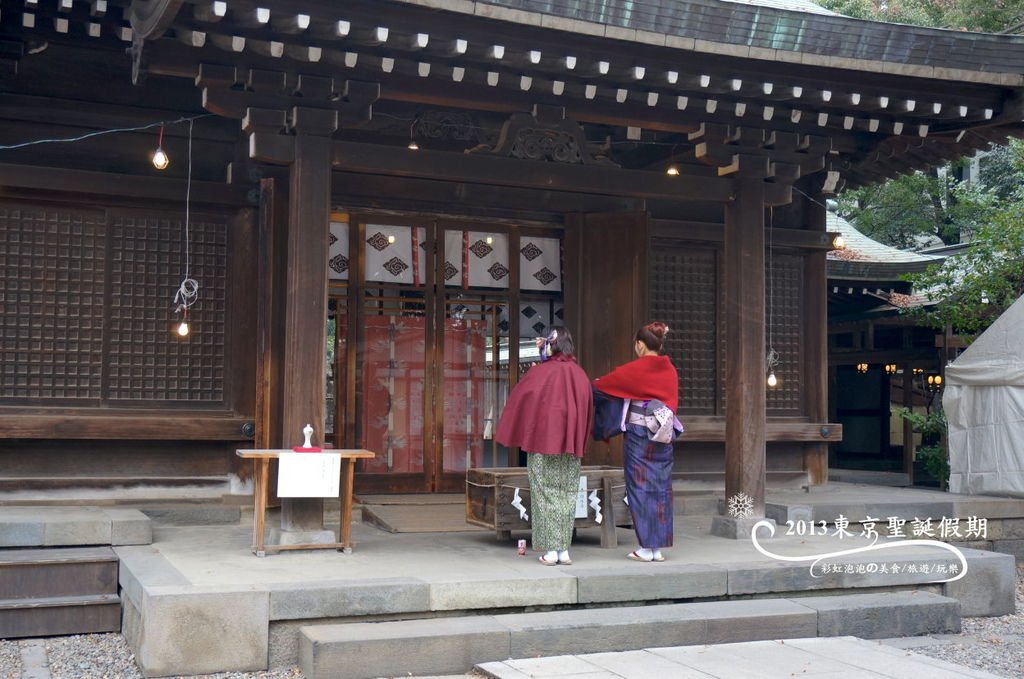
<box><xmin>635</xmin><ymin>321</ymin><xmax>670</xmax><ymax>354</ymax></box>
<box><xmin>545</xmin><ymin>325</ymin><xmax>575</xmax><ymax>358</ymax></box>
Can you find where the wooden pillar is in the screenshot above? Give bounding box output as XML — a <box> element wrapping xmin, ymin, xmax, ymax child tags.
<box><xmin>567</xmin><ymin>211</ymin><xmax>648</xmax><ymax>467</ymax></box>
<box><xmin>902</xmin><ymin>367</ymin><xmax>915</xmax><ymax>482</ymax></box>
<box><xmin>724</xmin><ymin>176</ymin><xmax>766</xmax><ymax>516</ymax></box>
<box><xmin>279</xmin><ymin>110</ymin><xmax>336</xmax><ymax>531</ymax></box>
<box><xmin>802</xmin><ymin>191</ymin><xmax>829</xmax><ymax>484</ymax></box>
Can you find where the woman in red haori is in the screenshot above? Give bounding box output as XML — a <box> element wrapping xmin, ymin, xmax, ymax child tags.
<box><xmin>496</xmin><ymin>326</ymin><xmax>593</xmax><ymax>566</ymax></box>
<box><xmin>593</xmin><ymin>322</ymin><xmax>679</xmax><ymax>563</ymax></box>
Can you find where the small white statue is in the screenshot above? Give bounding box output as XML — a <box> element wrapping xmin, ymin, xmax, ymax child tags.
<box><xmin>302</xmin><ymin>423</ymin><xmax>314</xmax><ymax>449</ymax></box>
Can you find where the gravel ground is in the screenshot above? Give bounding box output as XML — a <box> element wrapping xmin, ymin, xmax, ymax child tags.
<box><xmin>0</xmin><ymin>640</ymin><xmax>20</xmax><ymax>679</ymax></box>
<box><xmin>3</xmin><ymin>568</ymin><xmax>1024</xmax><ymax>679</ymax></box>
<box><xmin>911</xmin><ymin>565</ymin><xmax>1024</xmax><ymax>678</ymax></box>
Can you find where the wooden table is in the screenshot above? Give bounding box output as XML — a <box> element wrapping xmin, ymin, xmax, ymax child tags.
<box><xmin>236</xmin><ymin>449</ymin><xmax>375</xmax><ymax>557</ymax></box>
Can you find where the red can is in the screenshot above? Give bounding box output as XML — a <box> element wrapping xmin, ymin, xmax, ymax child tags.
<box><xmin>517</xmin><ymin>539</ymin><xmax>527</xmax><ymax>556</ymax></box>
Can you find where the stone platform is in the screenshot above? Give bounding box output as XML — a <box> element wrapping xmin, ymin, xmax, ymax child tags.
<box><xmin>116</xmin><ymin>502</ymin><xmax>1016</xmax><ymax>677</ymax></box>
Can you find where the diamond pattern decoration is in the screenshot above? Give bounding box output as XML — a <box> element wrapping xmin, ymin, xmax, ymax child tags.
<box><xmin>498</xmin><ymin>320</ymin><xmax>510</xmax><ymax>333</ymax></box>
<box><xmin>367</xmin><ymin>232</ymin><xmax>391</xmax><ymax>251</ymax></box>
<box><xmin>520</xmin><ymin>242</ymin><xmax>543</xmax><ymax>261</ymax></box>
<box><xmin>469</xmin><ymin>239</ymin><xmax>494</xmax><ymax>259</ymax></box>
<box><xmin>383</xmin><ymin>256</ymin><xmax>410</xmax><ymax>277</ymax></box>
<box><xmin>329</xmin><ymin>233</ymin><xmax>338</xmax><ymax>246</ymax></box>
<box><xmin>533</xmin><ymin>267</ymin><xmax>557</xmax><ymax>286</ymax></box>
<box><xmin>443</xmin><ymin>261</ymin><xmax>459</xmax><ymax>281</ymax></box>
<box><xmin>487</xmin><ymin>262</ymin><xmax>510</xmax><ymax>281</ymax></box>
<box><xmin>329</xmin><ymin>254</ymin><xmax>349</xmax><ymax>274</ymax></box>
<box><xmin>532</xmin><ymin>321</ymin><xmax>547</xmax><ymax>335</ymax></box>
<box><xmin>521</xmin><ymin>305</ymin><xmax>537</xmax><ymax>318</ymax></box>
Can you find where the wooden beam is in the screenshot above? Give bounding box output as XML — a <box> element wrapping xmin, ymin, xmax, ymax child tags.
<box><xmin>331</xmin><ymin>171</ymin><xmax>636</xmax><ymax>218</ymax></box>
<box><xmin>0</xmin><ymin>163</ymin><xmax>239</xmax><ymax>205</ymax></box>
<box><xmin>724</xmin><ymin>175</ymin><xmax>767</xmax><ymax>516</ymax></box>
<box><xmin>679</xmin><ymin>420</ymin><xmax>842</xmax><ymax>442</ymax></box>
<box><xmin>330</xmin><ymin>140</ymin><xmax>734</xmax><ymax>202</ymax></box>
<box><xmin>650</xmin><ymin>218</ymin><xmax>835</xmax><ymax>250</ymax></box>
<box><xmin>0</xmin><ymin>413</ymin><xmax>251</xmax><ymax>440</ymax></box>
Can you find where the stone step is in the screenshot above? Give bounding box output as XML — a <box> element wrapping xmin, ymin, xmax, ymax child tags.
<box><xmin>0</xmin><ymin>506</ymin><xmax>151</xmax><ymax>547</ymax></box>
<box><xmin>0</xmin><ymin>476</ymin><xmax>231</xmax><ymax>505</ymax></box>
<box><xmin>133</xmin><ymin>503</ymin><xmax>242</xmax><ymax>526</ymax></box>
<box><xmin>0</xmin><ymin>593</ymin><xmax>121</xmax><ymax>639</ymax></box>
<box><xmin>298</xmin><ymin>591</ymin><xmax>960</xmax><ymax>679</ymax></box>
<box><xmin>0</xmin><ymin>546</ymin><xmax>118</xmax><ymax>600</ymax></box>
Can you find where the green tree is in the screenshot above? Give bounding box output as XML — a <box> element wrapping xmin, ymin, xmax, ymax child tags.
<box><xmin>903</xmin><ymin>202</ymin><xmax>1024</xmax><ymax>335</ymax></box>
<box><xmin>833</xmin><ymin>167</ymin><xmax>988</xmax><ymax>248</ymax></box>
<box><xmin>816</xmin><ymin>0</ymin><xmax>1024</xmax><ymax>32</ymax></box>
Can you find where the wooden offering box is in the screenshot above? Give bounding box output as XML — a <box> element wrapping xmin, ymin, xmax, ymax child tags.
<box><xmin>465</xmin><ymin>466</ymin><xmax>631</xmax><ymax>548</ymax></box>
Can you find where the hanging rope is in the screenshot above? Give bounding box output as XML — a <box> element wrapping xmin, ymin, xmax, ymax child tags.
<box><xmin>174</xmin><ymin>119</ymin><xmax>199</xmax><ymax>313</ymax></box>
<box><xmin>766</xmin><ymin>206</ymin><xmax>780</xmax><ymax>376</ymax></box>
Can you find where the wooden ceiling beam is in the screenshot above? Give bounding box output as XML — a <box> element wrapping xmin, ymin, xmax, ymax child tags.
<box><xmin>324</xmin><ymin>139</ymin><xmax>735</xmax><ymax>203</ymax></box>
<box><xmin>330</xmin><ymin>171</ymin><xmax>638</xmax><ymax>219</ymax></box>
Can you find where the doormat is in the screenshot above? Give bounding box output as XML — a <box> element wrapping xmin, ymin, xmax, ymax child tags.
<box><xmin>355</xmin><ymin>493</ymin><xmax>464</xmax><ymax>506</ymax></box>
<box><xmin>361</xmin><ymin>503</ymin><xmax>487</xmax><ymax>533</ymax></box>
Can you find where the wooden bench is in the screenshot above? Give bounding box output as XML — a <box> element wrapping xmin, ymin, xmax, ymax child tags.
<box><xmin>236</xmin><ymin>449</ymin><xmax>375</xmax><ymax>556</ymax></box>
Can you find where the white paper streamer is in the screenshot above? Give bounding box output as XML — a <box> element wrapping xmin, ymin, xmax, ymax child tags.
<box><xmin>588</xmin><ymin>489</ymin><xmax>602</xmax><ymax>524</ymax></box>
<box><xmin>511</xmin><ymin>487</ymin><xmax>529</xmax><ymax>521</ymax></box>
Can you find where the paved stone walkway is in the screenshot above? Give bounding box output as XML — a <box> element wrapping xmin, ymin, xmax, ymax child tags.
<box><xmin>475</xmin><ymin>636</ymin><xmax>1003</xmax><ymax>679</ymax></box>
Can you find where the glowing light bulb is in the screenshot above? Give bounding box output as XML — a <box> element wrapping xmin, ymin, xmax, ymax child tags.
<box><xmin>152</xmin><ymin>147</ymin><xmax>170</xmax><ymax>170</ymax></box>
<box><xmin>485</xmin><ymin>236</ymin><xmax>494</xmax><ymax>244</ymax></box>
<box><xmin>176</xmin><ymin>320</ymin><xmax>190</xmax><ymax>337</ymax></box>
<box><xmin>387</xmin><ymin>234</ymin><xmax>396</xmax><ymax>244</ymax></box>
<box><xmin>152</xmin><ymin>125</ymin><xmax>170</xmax><ymax>170</ymax></box>
<box><xmin>767</xmin><ymin>372</ymin><xmax>778</xmax><ymax>388</ymax></box>
<box><xmin>832</xmin><ymin>234</ymin><xmax>845</xmax><ymax>250</ymax></box>
<box><xmin>407</xmin><ymin>139</ymin><xmax>419</xmax><ymax>150</ymax></box>
<box><xmin>666</xmin><ymin>165</ymin><xmax>680</xmax><ymax>176</ymax></box>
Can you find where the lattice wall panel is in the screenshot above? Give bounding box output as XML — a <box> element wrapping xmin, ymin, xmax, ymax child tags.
<box><xmin>0</xmin><ymin>205</ymin><xmax>106</xmax><ymax>400</ymax></box>
<box><xmin>767</xmin><ymin>254</ymin><xmax>804</xmax><ymax>413</ymax></box>
<box><xmin>106</xmin><ymin>213</ymin><xmax>227</xmax><ymax>402</ymax></box>
<box><xmin>650</xmin><ymin>248</ymin><xmax>718</xmax><ymax>415</ymax></box>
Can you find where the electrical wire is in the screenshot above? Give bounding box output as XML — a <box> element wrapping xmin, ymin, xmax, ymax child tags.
<box><xmin>0</xmin><ymin>114</ymin><xmax>213</xmax><ymax>151</ymax></box>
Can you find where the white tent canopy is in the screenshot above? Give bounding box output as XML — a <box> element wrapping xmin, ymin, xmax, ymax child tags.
<box><xmin>945</xmin><ymin>295</ymin><xmax>1024</xmax><ymax>497</ymax></box>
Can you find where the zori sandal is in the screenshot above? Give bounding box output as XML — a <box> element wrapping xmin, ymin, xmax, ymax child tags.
<box><xmin>626</xmin><ymin>550</ymin><xmax>653</xmax><ymax>562</ymax></box>
<box><xmin>539</xmin><ymin>554</ymin><xmax>558</xmax><ymax>566</ymax></box>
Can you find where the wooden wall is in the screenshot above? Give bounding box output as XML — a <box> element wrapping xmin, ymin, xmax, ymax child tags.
<box><xmin>0</xmin><ymin>192</ymin><xmax>257</xmax><ymax>488</ymax></box>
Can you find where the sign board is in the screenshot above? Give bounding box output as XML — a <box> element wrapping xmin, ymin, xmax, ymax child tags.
<box><xmin>574</xmin><ymin>476</ymin><xmax>588</xmax><ymax>518</ymax></box>
<box><xmin>277</xmin><ymin>452</ymin><xmax>341</xmax><ymax>498</ymax></box>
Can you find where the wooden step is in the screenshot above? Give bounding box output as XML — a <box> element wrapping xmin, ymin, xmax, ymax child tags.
<box><xmin>0</xmin><ymin>547</ymin><xmax>118</xmax><ymax>600</ymax></box>
<box><xmin>299</xmin><ymin>591</ymin><xmax>960</xmax><ymax>679</ymax></box>
<box><xmin>0</xmin><ymin>593</ymin><xmax>121</xmax><ymax>639</ymax></box>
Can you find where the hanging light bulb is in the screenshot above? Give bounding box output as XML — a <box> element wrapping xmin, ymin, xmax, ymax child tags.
<box><xmin>666</xmin><ymin>164</ymin><xmax>680</xmax><ymax>176</ymax></box>
<box><xmin>856</xmin><ymin>362</ymin><xmax>869</xmax><ymax>373</ymax></box>
<box><xmin>174</xmin><ymin>307</ymin><xmax>190</xmax><ymax>337</ymax></box>
<box><xmin>767</xmin><ymin>371</ymin><xmax>778</xmax><ymax>388</ymax></box>
<box><xmin>407</xmin><ymin>117</ymin><xmax>419</xmax><ymax>150</ymax></box>
<box><xmin>152</xmin><ymin>125</ymin><xmax>170</xmax><ymax>170</ymax></box>
<box><xmin>831</xmin><ymin>234</ymin><xmax>845</xmax><ymax>250</ymax></box>
<box><xmin>884</xmin><ymin>363</ymin><xmax>897</xmax><ymax>375</ymax></box>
